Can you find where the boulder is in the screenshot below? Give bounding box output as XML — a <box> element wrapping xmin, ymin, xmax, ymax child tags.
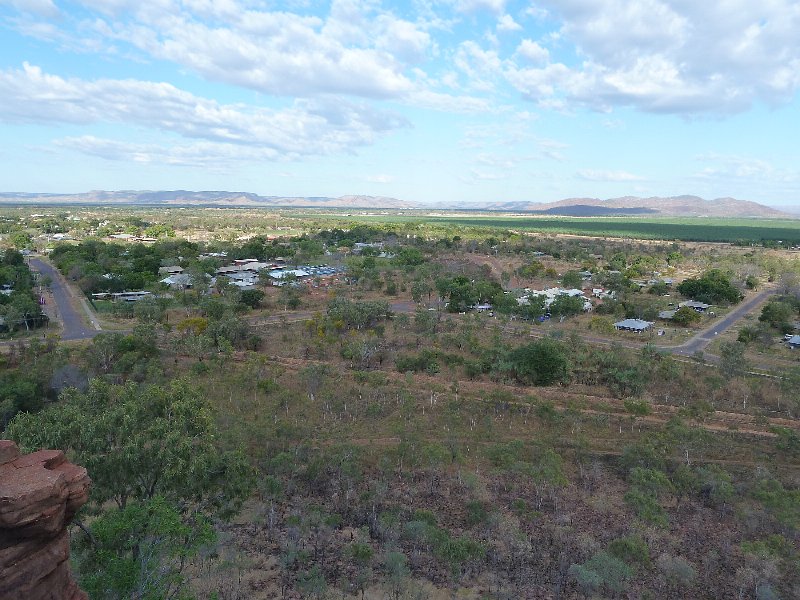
<box><xmin>0</xmin><ymin>440</ymin><xmax>90</xmax><ymax>600</ymax></box>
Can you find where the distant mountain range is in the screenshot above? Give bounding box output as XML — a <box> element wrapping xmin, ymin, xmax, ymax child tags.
<box><xmin>0</xmin><ymin>190</ymin><xmax>415</xmax><ymax>209</ymax></box>
<box><xmin>0</xmin><ymin>191</ymin><xmax>792</xmax><ymax>217</ymax></box>
<box><xmin>472</xmin><ymin>195</ymin><xmax>791</xmax><ymax>217</ymax></box>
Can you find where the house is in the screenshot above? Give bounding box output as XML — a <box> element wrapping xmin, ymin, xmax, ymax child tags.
<box><xmin>160</xmin><ymin>274</ymin><xmax>192</xmax><ymax>288</ymax></box>
<box><xmin>787</xmin><ymin>335</ymin><xmax>800</xmax><ymax>349</ymax></box>
<box><xmin>679</xmin><ymin>300</ymin><xmax>710</xmax><ymax>312</ymax></box>
<box><xmin>216</xmin><ymin>265</ymin><xmax>241</xmax><ymax>275</ymax></box>
<box><xmin>159</xmin><ymin>266</ymin><xmax>184</xmax><ymax>275</ymax></box>
<box><xmin>518</xmin><ymin>287</ymin><xmax>593</xmax><ymax>312</ymax></box>
<box><xmin>111</xmin><ymin>291</ymin><xmax>152</xmax><ymax>302</ymax></box>
<box><xmin>658</xmin><ymin>310</ymin><xmax>677</xmax><ymax>320</ymax></box>
<box><xmin>614</xmin><ymin>319</ymin><xmax>653</xmax><ymax>332</ymax></box>
<box><xmin>472</xmin><ymin>303</ymin><xmax>493</xmax><ymax>312</ymax></box>
<box><xmin>238</xmin><ymin>261</ymin><xmax>271</xmax><ymax>273</ymax></box>
<box><xmin>579</xmin><ymin>271</ymin><xmax>593</xmax><ymax>280</ymax></box>
<box><xmin>269</xmin><ymin>269</ymin><xmax>310</xmax><ymax>280</ymax></box>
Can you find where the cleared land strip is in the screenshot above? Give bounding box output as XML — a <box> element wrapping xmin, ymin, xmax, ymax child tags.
<box><xmin>237</xmin><ymin>352</ymin><xmax>800</xmax><ymax>443</ymax></box>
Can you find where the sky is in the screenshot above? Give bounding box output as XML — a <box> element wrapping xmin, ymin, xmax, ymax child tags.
<box><xmin>0</xmin><ymin>0</ymin><xmax>799</xmax><ymax>207</ymax></box>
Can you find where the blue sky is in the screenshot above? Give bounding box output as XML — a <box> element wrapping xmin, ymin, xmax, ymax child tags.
<box><xmin>0</xmin><ymin>0</ymin><xmax>799</xmax><ymax>207</ymax></box>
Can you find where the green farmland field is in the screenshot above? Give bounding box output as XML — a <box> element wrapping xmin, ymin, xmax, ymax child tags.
<box><xmin>301</xmin><ymin>212</ymin><xmax>800</xmax><ymax>244</ymax></box>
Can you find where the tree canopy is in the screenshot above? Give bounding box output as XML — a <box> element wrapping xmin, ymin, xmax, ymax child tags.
<box><xmin>677</xmin><ymin>269</ymin><xmax>742</xmax><ymax>305</ymax></box>
<box><xmin>507</xmin><ymin>338</ymin><xmax>570</xmax><ymax>386</ymax></box>
<box><xmin>8</xmin><ymin>379</ymin><xmax>254</xmax><ymax>516</ymax></box>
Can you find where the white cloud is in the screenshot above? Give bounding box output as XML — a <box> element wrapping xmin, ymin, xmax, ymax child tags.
<box><xmin>73</xmin><ymin>0</ymin><xmax>430</xmax><ymax>99</ymax></box>
<box><xmin>55</xmin><ymin>135</ymin><xmax>274</xmax><ymax>170</ymax></box>
<box><xmin>577</xmin><ymin>169</ymin><xmax>644</xmax><ymax>182</ymax></box>
<box><xmin>455</xmin><ymin>0</ymin><xmax>506</xmax><ymax>14</ymax></box>
<box><xmin>515</xmin><ymin>39</ymin><xmax>550</xmax><ymax>65</ymax></box>
<box><xmin>506</xmin><ymin>0</ymin><xmax>800</xmax><ymax>114</ymax></box>
<box><xmin>1</xmin><ymin>0</ymin><xmax>59</xmax><ymax>17</ymax></box>
<box><xmin>454</xmin><ymin>41</ymin><xmax>502</xmax><ymax>91</ymax></box>
<box><xmin>365</xmin><ymin>174</ymin><xmax>394</xmax><ymax>183</ymax></box>
<box><xmin>0</xmin><ymin>63</ymin><xmax>408</xmax><ymax>158</ymax></box>
<box><xmin>693</xmin><ymin>154</ymin><xmax>799</xmax><ymax>183</ymax></box>
<box><xmin>497</xmin><ymin>14</ymin><xmax>522</xmax><ymax>32</ymax></box>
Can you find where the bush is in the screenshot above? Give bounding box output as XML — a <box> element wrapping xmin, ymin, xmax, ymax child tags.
<box><xmin>672</xmin><ymin>306</ymin><xmax>702</xmax><ymax>325</ymax></box>
<box><xmin>508</xmin><ymin>338</ymin><xmax>569</xmax><ymax>386</ymax></box>
<box><xmin>609</xmin><ymin>535</ymin><xmax>651</xmax><ymax>568</ymax></box>
<box><xmin>677</xmin><ymin>269</ymin><xmax>742</xmax><ymax>305</ymax></box>
<box><xmin>569</xmin><ymin>551</ymin><xmax>633</xmax><ymax>596</ymax></box>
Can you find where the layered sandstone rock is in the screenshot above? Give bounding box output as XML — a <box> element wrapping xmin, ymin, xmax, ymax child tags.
<box><xmin>0</xmin><ymin>440</ymin><xmax>90</xmax><ymax>600</ymax></box>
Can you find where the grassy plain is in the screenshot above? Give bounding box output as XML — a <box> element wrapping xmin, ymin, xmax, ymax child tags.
<box><xmin>297</xmin><ymin>211</ymin><xmax>800</xmax><ymax>243</ymax></box>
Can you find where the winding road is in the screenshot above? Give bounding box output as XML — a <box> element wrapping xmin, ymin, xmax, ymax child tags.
<box><xmin>668</xmin><ymin>287</ymin><xmax>778</xmax><ymax>356</ymax></box>
<box><xmin>28</xmin><ymin>257</ymin><xmax>101</xmax><ymax>341</ymax></box>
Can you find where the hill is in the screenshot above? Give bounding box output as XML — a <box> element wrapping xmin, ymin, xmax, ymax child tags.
<box><xmin>0</xmin><ymin>190</ymin><xmax>414</xmax><ymax>209</ymax></box>
<box><xmin>482</xmin><ymin>195</ymin><xmax>790</xmax><ymax>217</ymax></box>
<box><xmin>0</xmin><ymin>191</ymin><xmax>791</xmax><ymax>217</ymax></box>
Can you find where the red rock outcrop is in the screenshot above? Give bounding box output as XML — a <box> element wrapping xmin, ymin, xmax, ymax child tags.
<box><xmin>0</xmin><ymin>439</ymin><xmax>91</xmax><ymax>600</ymax></box>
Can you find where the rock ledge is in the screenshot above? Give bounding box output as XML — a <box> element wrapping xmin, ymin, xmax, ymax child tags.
<box><xmin>0</xmin><ymin>439</ymin><xmax>90</xmax><ymax>600</ymax></box>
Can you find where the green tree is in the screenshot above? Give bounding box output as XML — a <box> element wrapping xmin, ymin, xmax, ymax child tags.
<box><xmin>677</xmin><ymin>269</ymin><xmax>742</xmax><ymax>305</ymax></box>
<box><xmin>77</xmin><ymin>496</ymin><xmax>215</xmax><ymax>600</ymax></box>
<box><xmin>508</xmin><ymin>338</ymin><xmax>569</xmax><ymax>386</ymax></box>
<box><xmin>759</xmin><ymin>300</ymin><xmax>795</xmax><ymax>330</ymax></box>
<box><xmin>672</xmin><ymin>306</ymin><xmax>702</xmax><ymax>326</ymax></box>
<box><xmin>7</xmin><ymin>379</ymin><xmax>254</xmax><ymax>514</ymax></box>
<box><xmin>719</xmin><ymin>341</ymin><xmax>749</xmax><ymax>378</ymax></box>
<box><xmin>549</xmin><ymin>294</ymin><xmax>585</xmax><ymax>317</ymax></box>
<box><xmin>561</xmin><ymin>270</ymin><xmax>583</xmax><ymax>288</ymax></box>
<box><xmin>239</xmin><ymin>288</ymin><xmax>265</xmax><ymax>309</ymax></box>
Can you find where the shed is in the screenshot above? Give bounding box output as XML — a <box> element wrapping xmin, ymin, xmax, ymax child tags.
<box><xmin>679</xmin><ymin>300</ymin><xmax>710</xmax><ymax>312</ymax></box>
<box><xmin>614</xmin><ymin>319</ymin><xmax>653</xmax><ymax>332</ymax></box>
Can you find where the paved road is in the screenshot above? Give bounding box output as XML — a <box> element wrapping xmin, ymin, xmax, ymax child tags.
<box><xmin>29</xmin><ymin>257</ymin><xmax>101</xmax><ymax>341</ymax></box>
<box><xmin>519</xmin><ymin>288</ymin><xmax>778</xmax><ymax>364</ymax></box>
<box><xmin>667</xmin><ymin>287</ymin><xmax>778</xmax><ymax>356</ymax></box>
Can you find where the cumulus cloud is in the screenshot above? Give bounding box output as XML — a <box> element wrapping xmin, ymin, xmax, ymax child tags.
<box><xmin>454</xmin><ymin>41</ymin><xmax>502</xmax><ymax>91</ymax></box>
<box><xmin>72</xmin><ymin>0</ymin><xmax>432</xmax><ymax>99</ymax></box>
<box><xmin>507</xmin><ymin>0</ymin><xmax>800</xmax><ymax>114</ymax></box>
<box><xmin>515</xmin><ymin>39</ymin><xmax>550</xmax><ymax>65</ymax></box>
<box><xmin>455</xmin><ymin>0</ymin><xmax>506</xmax><ymax>14</ymax></box>
<box><xmin>577</xmin><ymin>169</ymin><xmax>644</xmax><ymax>182</ymax></box>
<box><xmin>0</xmin><ymin>63</ymin><xmax>408</xmax><ymax>158</ymax></box>
<box><xmin>497</xmin><ymin>14</ymin><xmax>522</xmax><ymax>32</ymax></box>
<box><xmin>1</xmin><ymin>0</ymin><xmax>59</xmax><ymax>17</ymax></box>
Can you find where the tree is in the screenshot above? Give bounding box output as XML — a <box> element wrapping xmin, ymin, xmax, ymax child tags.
<box><xmin>672</xmin><ymin>306</ymin><xmax>702</xmax><ymax>326</ymax></box>
<box><xmin>759</xmin><ymin>300</ymin><xmax>795</xmax><ymax>330</ymax></box>
<box><xmin>508</xmin><ymin>338</ymin><xmax>569</xmax><ymax>386</ymax></box>
<box><xmin>677</xmin><ymin>269</ymin><xmax>742</xmax><ymax>305</ymax></box>
<box><xmin>561</xmin><ymin>270</ymin><xmax>583</xmax><ymax>288</ymax></box>
<box><xmin>9</xmin><ymin>231</ymin><xmax>32</xmax><ymax>249</ymax></box>
<box><xmin>7</xmin><ymin>379</ymin><xmax>254</xmax><ymax>515</ymax></box>
<box><xmin>239</xmin><ymin>288</ymin><xmax>265</xmax><ymax>309</ymax></box>
<box><xmin>719</xmin><ymin>341</ymin><xmax>748</xmax><ymax>378</ymax></box>
<box><xmin>76</xmin><ymin>496</ymin><xmax>215</xmax><ymax>600</ymax></box>
<box><xmin>549</xmin><ymin>294</ymin><xmax>584</xmax><ymax>317</ymax></box>
<box><xmin>384</xmin><ymin>551</ymin><xmax>410</xmax><ymax>600</ymax></box>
